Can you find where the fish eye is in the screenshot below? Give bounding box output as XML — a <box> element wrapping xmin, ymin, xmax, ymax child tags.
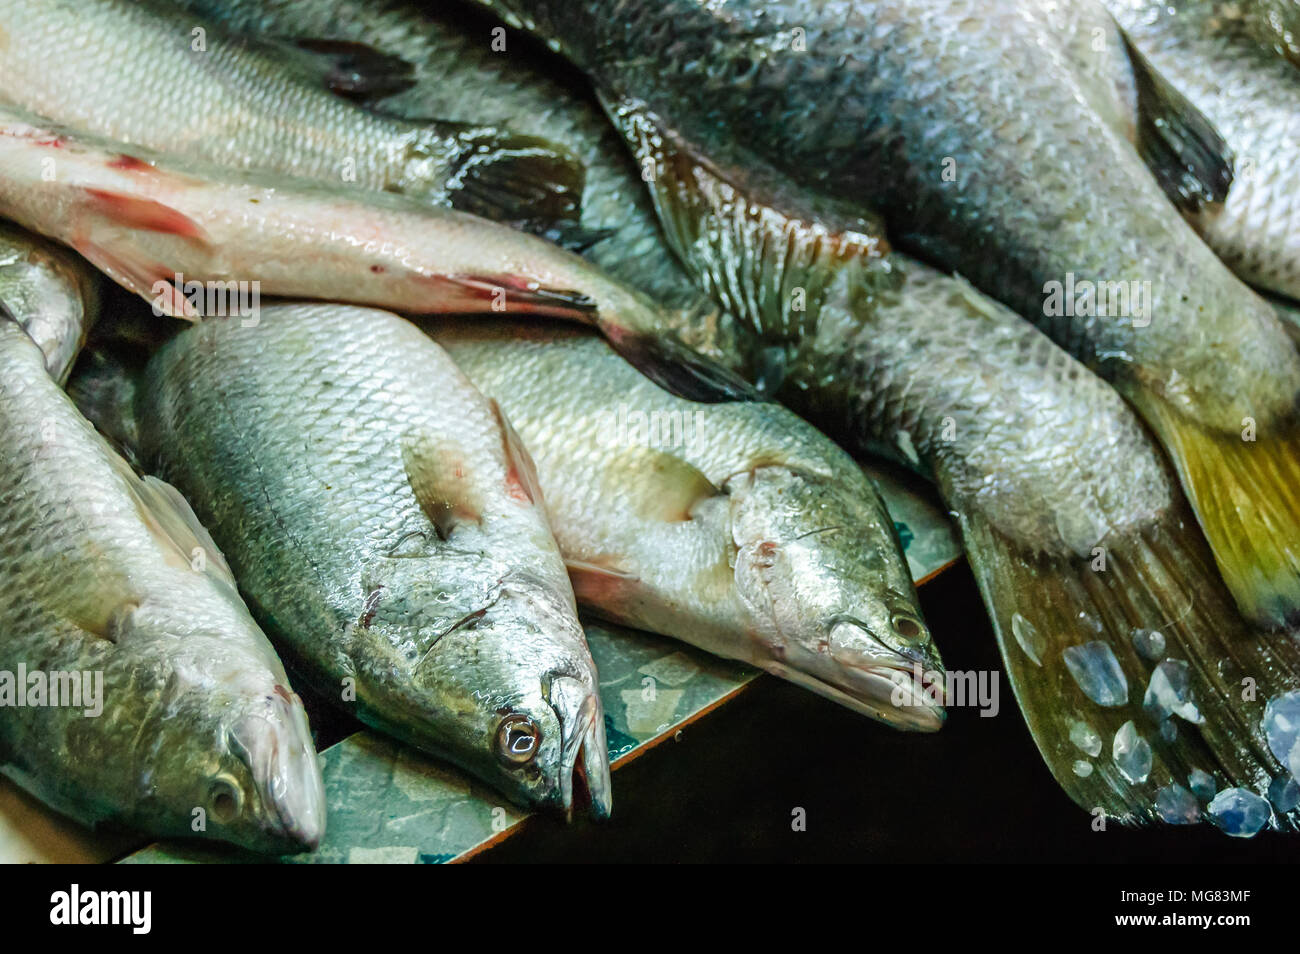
<box><xmin>891</xmin><ymin>613</ymin><xmax>926</xmax><ymax>642</ymax></box>
<box><xmin>495</xmin><ymin>715</ymin><xmax>541</xmax><ymax>766</ymax></box>
<box><xmin>207</xmin><ymin>776</ymin><xmax>243</xmax><ymax>823</ymax></box>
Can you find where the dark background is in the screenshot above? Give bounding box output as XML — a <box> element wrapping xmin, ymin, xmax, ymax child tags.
<box><xmin>473</xmin><ymin>563</ymin><xmax>1296</xmax><ymax>863</ymax></box>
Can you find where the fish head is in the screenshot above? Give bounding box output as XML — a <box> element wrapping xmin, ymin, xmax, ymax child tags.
<box><xmin>119</xmin><ymin>595</ymin><xmax>326</xmax><ymax>855</ymax></box>
<box><xmin>726</xmin><ymin>465</ymin><xmax>946</xmax><ymax>731</ymax></box>
<box><xmin>359</xmin><ymin>558</ymin><xmax>612</xmax><ymax>819</ymax></box>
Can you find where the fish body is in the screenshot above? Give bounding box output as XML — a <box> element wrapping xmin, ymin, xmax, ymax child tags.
<box><xmin>0</xmin><ymin>222</ymin><xmax>98</xmax><ymax>384</ymax></box>
<box><xmin>478</xmin><ymin>0</ymin><xmax>1300</xmax><ymax>628</ymax></box>
<box><xmin>0</xmin><ymin>104</ymin><xmax>746</xmax><ymax>402</ymax></box>
<box><xmin>1105</xmin><ymin>0</ymin><xmax>1300</xmax><ymax>300</ymax></box>
<box><xmin>432</xmin><ymin>319</ymin><xmax>944</xmax><ymax>731</ymax></box>
<box><xmin>0</xmin><ymin>0</ymin><xmax>584</xmax><ymax>224</ymax></box>
<box><xmin>134</xmin><ymin>304</ymin><xmax>611</xmax><ymax>816</ymax></box>
<box><xmin>0</xmin><ymin>317</ymin><xmax>323</xmax><ymax>853</ymax></box>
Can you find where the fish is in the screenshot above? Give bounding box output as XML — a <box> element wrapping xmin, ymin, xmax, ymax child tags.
<box><xmin>0</xmin><ymin>314</ymin><xmax>324</xmax><ymax>853</ymax></box>
<box><xmin>774</xmin><ymin>260</ymin><xmax>1300</xmax><ymax>828</ymax></box>
<box><xmin>0</xmin><ymin>221</ymin><xmax>99</xmax><ymax>385</ymax></box>
<box><xmin>0</xmin><ymin>0</ymin><xmax>586</xmax><ymax>226</ymax></box>
<box><xmin>430</xmin><ymin>318</ymin><xmax>945</xmax><ymax>731</ymax></box>
<box><xmin>0</xmin><ymin>103</ymin><xmax>749</xmax><ymax>403</ymax></box>
<box><xmin>473</xmin><ymin>0</ymin><xmax>1300</xmax><ymax>632</ymax></box>
<box><xmin>1104</xmin><ymin>0</ymin><xmax>1300</xmax><ymax>301</ymax></box>
<box><xmin>131</xmin><ymin>303</ymin><xmax>612</xmax><ymax>817</ymax></box>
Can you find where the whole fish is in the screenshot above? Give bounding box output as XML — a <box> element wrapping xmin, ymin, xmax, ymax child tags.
<box><xmin>431</xmin><ymin>319</ymin><xmax>945</xmax><ymax>731</ymax></box>
<box><xmin>133</xmin><ymin>304</ymin><xmax>611</xmax><ymax>816</ymax></box>
<box><xmin>0</xmin><ymin>222</ymin><xmax>98</xmax><ymax>385</ymax></box>
<box><xmin>0</xmin><ymin>316</ymin><xmax>324</xmax><ymax>853</ymax></box>
<box><xmin>1104</xmin><ymin>0</ymin><xmax>1300</xmax><ymax>301</ymax></box>
<box><xmin>474</xmin><ymin>0</ymin><xmax>1300</xmax><ymax>631</ymax></box>
<box><xmin>176</xmin><ymin>0</ymin><xmax>1300</xmax><ymax>823</ymax></box>
<box><xmin>0</xmin><ymin>0</ymin><xmax>584</xmax><ymax>225</ymax></box>
<box><xmin>0</xmin><ymin>104</ymin><xmax>748</xmax><ymax>403</ymax></box>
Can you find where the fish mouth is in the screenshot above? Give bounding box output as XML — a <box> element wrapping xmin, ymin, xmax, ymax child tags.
<box><xmin>761</xmin><ymin>634</ymin><xmax>947</xmax><ymax>732</ymax></box>
<box><xmin>548</xmin><ymin>676</ymin><xmax>613</xmax><ymax>820</ymax></box>
<box><xmin>229</xmin><ymin>697</ymin><xmax>327</xmax><ymax>853</ymax></box>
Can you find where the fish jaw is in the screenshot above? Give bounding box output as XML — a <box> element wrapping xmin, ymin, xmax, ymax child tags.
<box><xmin>759</xmin><ymin>622</ymin><xmax>946</xmax><ymax>733</ymax></box>
<box><xmin>549</xmin><ymin>675</ymin><xmax>613</xmax><ymax>820</ymax></box>
<box><xmin>226</xmin><ymin>697</ymin><xmax>327</xmax><ymax>854</ymax></box>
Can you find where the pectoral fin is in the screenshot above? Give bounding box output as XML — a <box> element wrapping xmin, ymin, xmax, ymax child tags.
<box><xmin>1119</xmin><ymin>30</ymin><xmax>1234</xmax><ymax>213</ymax></box>
<box><xmin>402</xmin><ymin>434</ymin><xmax>484</xmax><ymax>539</ymax></box>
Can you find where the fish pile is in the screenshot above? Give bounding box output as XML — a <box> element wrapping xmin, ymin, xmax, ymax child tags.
<box><xmin>1</xmin><ymin>0</ymin><xmax>1299</xmax><ymax>855</ymax></box>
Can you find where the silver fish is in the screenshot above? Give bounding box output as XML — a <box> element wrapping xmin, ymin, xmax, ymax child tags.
<box><xmin>133</xmin><ymin>303</ymin><xmax>611</xmax><ymax>817</ymax></box>
<box><xmin>473</xmin><ymin>0</ymin><xmax>1300</xmax><ymax>632</ymax></box>
<box><xmin>432</xmin><ymin>319</ymin><xmax>945</xmax><ymax>731</ymax></box>
<box><xmin>0</xmin><ymin>103</ymin><xmax>748</xmax><ymax>403</ymax></box>
<box><xmin>0</xmin><ymin>315</ymin><xmax>324</xmax><ymax>853</ymax></box>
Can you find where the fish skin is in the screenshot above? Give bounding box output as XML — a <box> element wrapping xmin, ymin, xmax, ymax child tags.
<box><xmin>431</xmin><ymin>318</ymin><xmax>944</xmax><ymax>732</ymax></box>
<box><xmin>133</xmin><ymin>303</ymin><xmax>611</xmax><ymax>817</ymax></box>
<box><xmin>0</xmin><ymin>222</ymin><xmax>98</xmax><ymax>385</ymax></box>
<box><xmin>0</xmin><ymin>317</ymin><xmax>324</xmax><ymax>853</ymax></box>
<box><xmin>90</xmin><ymin>0</ymin><xmax>1300</xmax><ymax>822</ymax></box>
<box><xmin>0</xmin><ymin>0</ymin><xmax>586</xmax><ymax>225</ymax></box>
<box><xmin>476</xmin><ymin>0</ymin><xmax>1300</xmax><ymax>629</ymax></box>
<box><xmin>1103</xmin><ymin>0</ymin><xmax>1300</xmax><ymax>301</ymax></box>
<box><xmin>236</xmin><ymin>0</ymin><xmax>1300</xmax><ymax>821</ymax></box>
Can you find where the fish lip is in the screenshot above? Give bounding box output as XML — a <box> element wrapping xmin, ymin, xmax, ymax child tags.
<box><xmin>230</xmin><ymin>704</ymin><xmax>327</xmax><ymax>853</ymax></box>
<box><xmin>763</xmin><ymin>646</ymin><xmax>947</xmax><ymax>732</ymax></box>
<box><xmin>549</xmin><ymin>676</ymin><xmax>613</xmax><ymax>820</ymax></box>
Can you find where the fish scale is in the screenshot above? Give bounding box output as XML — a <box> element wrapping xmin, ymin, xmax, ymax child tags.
<box><xmin>432</xmin><ymin>319</ymin><xmax>946</xmax><ymax>732</ymax></box>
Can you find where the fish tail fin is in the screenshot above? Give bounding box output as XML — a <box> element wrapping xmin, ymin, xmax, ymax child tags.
<box><xmin>959</xmin><ymin>500</ymin><xmax>1295</xmax><ymax>830</ymax></box>
<box><xmin>1135</xmin><ymin>395</ymin><xmax>1300</xmax><ymax>630</ymax></box>
<box><xmin>415</xmin><ymin>122</ymin><xmax>585</xmax><ymax>227</ymax></box>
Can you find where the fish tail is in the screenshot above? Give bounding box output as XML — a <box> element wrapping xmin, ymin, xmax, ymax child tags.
<box><xmin>959</xmin><ymin>500</ymin><xmax>1297</xmax><ymax>829</ymax></box>
<box><xmin>1134</xmin><ymin>394</ymin><xmax>1300</xmax><ymax>630</ymax></box>
<box><xmin>418</xmin><ymin>122</ymin><xmax>586</xmax><ymax>227</ymax></box>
